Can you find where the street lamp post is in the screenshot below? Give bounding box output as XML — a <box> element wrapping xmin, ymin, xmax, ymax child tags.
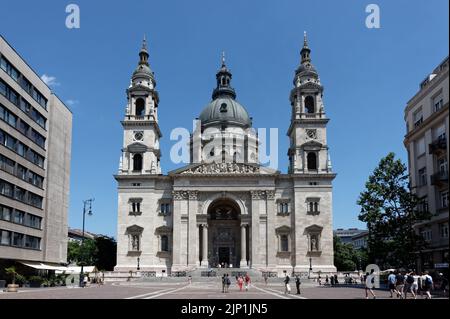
<box><xmin>79</xmin><ymin>199</ymin><xmax>94</xmax><ymax>288</ymax></box>
<box><xmin>137</xmin><ymin>257</ymin><xmax>140</xmax><ymax>271</ymax></box>
<box><xmin>309</xmin><ymin>257</ymin><xmax>313</xmax><ymax>279</ymax></box>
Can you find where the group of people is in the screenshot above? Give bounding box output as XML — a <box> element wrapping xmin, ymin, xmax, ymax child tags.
<box><xmin>386</xmin><ymin>270</ymin><xmax>434</xmax><ymax>299</ymax></box>
<box><xmin>221</xmin><ymin>273</ymin><xmax>251</xmax><ymax>293</ymax></box>
<box><xmin>283</xmin><ymin>275</ymin><xmax>302</xmax><ymax>295</ymax></box>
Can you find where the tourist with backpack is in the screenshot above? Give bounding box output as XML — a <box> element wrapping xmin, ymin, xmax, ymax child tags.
<box><xmin>404</xmin><ymin>272</ymin><xmax>416</xmax><ymax>299</ymax></box>
<box><xmin>295</xmin><ymin>276</ymin><xmax>301</xmax><ymax>294</ymax></box>
<box><xmin>423</xmin><ymin>271</ymin><xmax>433</xmax><ymax>299</ymax></box>
<box><xmin>225</xmin><ymin>274</ymin><xmax>231</xmax><ymax>293</ymax></box>
<box><xmin>395</xmin><ymin>271</ymin><xmax>405</xmax><ymax>298</ymax></box>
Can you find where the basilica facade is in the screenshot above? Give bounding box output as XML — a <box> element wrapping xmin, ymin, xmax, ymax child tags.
<box><xmin>114</xmin><ymin>34</ymin><xmax>337</xmax><ymax>276</ymax></box>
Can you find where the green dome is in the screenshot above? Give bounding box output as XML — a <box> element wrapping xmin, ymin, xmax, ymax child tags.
<box><xmin>199</xmin><ymin>97</ymin><xmax>251</xmax><ymax>128</ymax></box>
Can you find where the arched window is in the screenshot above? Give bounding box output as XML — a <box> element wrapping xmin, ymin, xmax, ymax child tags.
<box><xmin>280</xmin><ymin>235</ymin><xmax>289</xmax><ymax>252</ymax></box>
<box><xmin>307</xmin><ymin>152</ymin><xmax>317</xmax><ymax>170</ymax></box>
<box><xmin>161</xmin><ymin>235</ymin><xmax>169</xmax><ymax>252</ymax></box>
<box><xmin>305</xmin><ymin>96</ymin><xmax>315</xmax><ymax>113</ymax></box>
<box><xmin>135</xmin><ymin>98</ymin><xmax>145</xmax><ymax>116</ymax></box>
<box><xmin>133</xmin><ymin>154</ymin><xmax>143</xmax><ymax>172</ymax></box>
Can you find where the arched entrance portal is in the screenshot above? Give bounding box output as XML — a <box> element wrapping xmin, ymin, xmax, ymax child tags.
<box><xmin>203</xmin><ymin>198</ymin><xmax>248</xmax><ymax>268</ymax></box>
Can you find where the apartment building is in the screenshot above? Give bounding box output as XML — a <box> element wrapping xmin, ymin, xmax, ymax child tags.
<box><xmin>404</xmin><ymin>56</ymin><xmax>449</xmax><ymax>272</ymax></box>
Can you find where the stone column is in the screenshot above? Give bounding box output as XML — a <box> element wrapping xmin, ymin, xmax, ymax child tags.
<box><xmin>201</xmin><ymin>224</ymin><xmax>208</xmax><ymax>267</ymax></box>
<box><xmin>266</xmin><ymin>190</ymin><xmax>277</xmax><ymax>268</ymax></box>
<box><xmin>250</xmin><ymin>191</ymin><xmax>262</xmax><ymax>268</ymax></box>
<box><xmin>240</xmin><ymin>224</ymin><xmax>248</xmax><ymax>268</ymax></box>
<box><xmin>188</xmin><ymin>191</ymin><xmax>198</xmax><ymax>267</ymax></box>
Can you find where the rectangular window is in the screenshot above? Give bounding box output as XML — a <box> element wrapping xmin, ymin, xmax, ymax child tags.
<box><xmin>28</xmin><ymin>192</ymin><xmax>43</xmax><ymax>209</ymax></box>
<box><xmin>12</xmin><ymin>232</ymin><xmax>24</xmax><ymax>247</ymax></box>
<box><xmin>420</xmin><ymin>228</ymin><xmax>432</xmax><ymax>242</ymax></box>
<box><xmin>19</xmin><ymin>76</ymin><xmax>32</xmax><ymax>94</ymax></box>
<box><xmin>16</xmin><ymin>164</ymin><xmax>27</xmax><ymax>180</ymax></box>
<box><xmin>0</xmin><ymin>204</ymin><xmax>12</xmax><ymax>221</ymax></box>
<box><xmin>25</xmin><ymin>214</ymin><xmax>42</xmax><ymax>229</ymax></box>
<box><xmin>440</xmin><ymin>223</ymin><xmax>449</xmax><ymax>239</ymax></box>
<box><xmin>413</xmin><ymin>108</ymin><xmax>423</xmax><ymax>127</ymax></box>
<box><xmin>25</xmin><ymin>235</ymin><xmax>41</xmax><ymax>249</ymax></box>
<box><xmin>0</xmin><ymin>179</ymin><xmax>14</xmax><ymax>197</ymax></box>
<box><xmin>441</xmin><ymin>191</ymin><xmax>449</xmax><ymax>209</ymax></box>
<box><xmin>433</xmin><ymin>93</ymin><xmax>444</xmax><ymax>112</ymax></box>
<box><xmin>0</xmin><ymin>153</ymin><xmax>15</xmax><ymax>175</ymax></box>
<box><xmin>0</xmin><ymin>79</ymin><xmax>6</xmax><ymax>96</ymax></box>
<box><xmin>418</xmin><ymin>167</ymin><xmax>427</xmax><ymax>186</ymax></box>
<box><xmin>306</xmin><ymin>198</ymin><xmax>320</xmax><ymax>214</ymax></box>
<box><xmin>13</xmin><ymin>210</ymin><xmax>25</xmax><ymax>224</ymax></box>
<box><xmin>18</xmin><ymin>120</ymin><xmax>30</xmax><ymax>135</ymax></box>
<box><xmin>14</xmin><ymin>186</ymin><xmax>26</xmax><ymax>202</ymax></box>
<box><xmin>0</xmin><ymin>229</ymin><xmax>11</xmax><ymax>246</ymax></box>
<box><xmin>31</xmin><ymin>129</ymin><xmax>46</xmax><ymax>148</ymax></box>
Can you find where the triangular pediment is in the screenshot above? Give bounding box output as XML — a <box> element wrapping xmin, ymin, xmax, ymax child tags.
<box><xmin>169</xmin><ymin>162</ymin><xmax>279</xmax><ymax>176</ymax></box>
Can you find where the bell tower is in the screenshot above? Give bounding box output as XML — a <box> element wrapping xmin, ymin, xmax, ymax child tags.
<box><xmin>119</xmin><ymin>36</ymin><xmax>162</xmax><ymax>175</ymax></box>
<box><xmin>287</xmin><ymin>32</ymin><xmax>332</xmax><ymax>174</ymax></box>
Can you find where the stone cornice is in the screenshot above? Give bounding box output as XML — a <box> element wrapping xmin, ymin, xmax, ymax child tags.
<box><xmin>404</xmin><ymin>103</ymin><xmax>449</xmax><ymax>143</ymax></box>
<box><xmin>121</xmin><ymin>120</ymin><xmax>162</xmax><ymax>138</ymax></box>
<box><xmin>287</xmin><ymin>118</ymin><xmax>330</xmax><ymax>136</ymax></box>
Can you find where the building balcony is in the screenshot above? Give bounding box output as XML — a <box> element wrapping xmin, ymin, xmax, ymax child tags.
<box><xmin>431</xmin><ymin>171</ymin><xmax>449</xmax><ymax>187</ymax></box>
<box><xmin>429</xmin><ymin>137</ymin><xmax>447</xmax><ymax>155</ymax></box>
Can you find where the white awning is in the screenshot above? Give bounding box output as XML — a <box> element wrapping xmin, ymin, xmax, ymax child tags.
<box><xmin>20</xmin><ymin>261</ymin><xmax>68</xmax><ymax>271</ymax></box>
<box><xmin>56</xmin><ymin>266</ymin><xmax>97</xmax><ymax>274</ymax></box>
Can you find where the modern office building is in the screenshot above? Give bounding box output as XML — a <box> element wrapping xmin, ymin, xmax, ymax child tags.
<box><xmin>404</xmin><ymin>56</ymin><xmax>449</xmax><ymax>272</ymax></box>
<box><xmin>0</xmin><ymin>35</ymin><xmax>72</xmax><ymax>269</ymax></box>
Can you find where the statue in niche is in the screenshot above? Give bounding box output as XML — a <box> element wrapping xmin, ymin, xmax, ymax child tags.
<box><xmin>131</xmin><ymin>235</ymin><xmax>140</xmax><ymax>251</ymax></box>
<box><xmin>310</xmin><ymin>234</ymin><xmax>319</xmax><ymax>251</ymax></box>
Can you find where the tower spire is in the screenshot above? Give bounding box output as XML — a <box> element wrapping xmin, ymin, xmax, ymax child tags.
<box><xmin>139</xmin><ymin>35</ymin><xmax>149</xmax><ymax>66</ymax></box>
<box><xmin>300</xmin><ymin>31</ymin><xmax>311</xmax><ymax>64</ymax></box>
<box><xmin>221</xmin><ymin>51</ymin><xmax>226</xmax><ymax>67</ymax></box>
<box><xmin>303</xmin><ymin>31</ymin><xmax>308</xmax><ymax>48</ymax></box>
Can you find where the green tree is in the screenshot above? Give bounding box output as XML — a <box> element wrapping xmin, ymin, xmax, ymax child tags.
<box><xmin>333</xmin><ymin>235</ymin><xmax>357</xmax><ymax>271</ymax></box>
<box><xmin>67</xmin><ymin>239</ymin><xmax>97</xmax><ymax>265</ymax></box>
<box><xmin>94</xmin><ymin>236</ymin><xmax>117</xmax><ymax>271</ymax></box>
<box><xmin>357</xmin><ymin>153</ymin><xmax>432</xmax><ymax>270</ymax></box>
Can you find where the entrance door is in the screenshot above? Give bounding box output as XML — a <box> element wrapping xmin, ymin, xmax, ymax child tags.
<box><xmin>219</xmin><ymin>247</ymin><xmax>230</xmax><ymax>265</ymax></box>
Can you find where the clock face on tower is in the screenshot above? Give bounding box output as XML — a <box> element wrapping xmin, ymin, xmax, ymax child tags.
<box><xmin>306</xmin><ymin>129</ymin><xmax>317</xmax><ymax>139</ymax></box>
<box><xmin>134</xmin><ymin>131</ymin><xmax>144</xmax><ymax>141</ymax></box>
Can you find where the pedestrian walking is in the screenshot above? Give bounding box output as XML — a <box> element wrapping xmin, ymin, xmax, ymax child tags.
<box><xmin>364</xmin><ymin>270</ymin><xmax>376</xmax><ymax>299</ymax></box>
<box><xmin>404</xmin><ymin>272</ymin><xmax>416</xmax><ymax>299</ymax></box>
<box><xmin>422</xmin><ymin>271</ymin><xmax>433</xmax><ymax>299</ymax></box>
<box><xmin>295</xmin><ymin>276</ymin><xmax>301</xmax><ymax>294</ymax></box>
<box><xmin>395</xmin><ymin>271</ymin><xmax>405</xmax><ymax>298</ymax></box>
<box><xmin>284</xmin><ymin>274</ymin><xmax>291</xmax><ymax>294</ymax></box>
<box><xmin>244</xmin><ymin>273</ymin><xmax>251</xmax><ymax>291</ymax></box>
<box><xmin>237</xmin><ymin>276</ymin><xmax>244</xmax><ymax>291</ymax></box>
<box><xmin>226</xmin><ymin>274</ymin><xmax>231</xmax><ymax>293</ymax></box>
<box><xmin>222</xmin><ymin>274</ymin><xmax>226</xmax><ymax>293</ymax></box>
<box><xmin>330</xmin><ymin>275</ymin><xmax>335</xmax><ymax>286</ymax></box>
<box><xmin>387</xmin><ymin>271</ymin><xmax>399</xmax><ymax>298</ymax></box>
<box><xmin>325</xmin><ymin>275</ymin><xmax>329</xmax><ymax>286</ymax></box>
<box><xmin>318</xmin><ymin>275</ymin><xmax>322</xmax><ymax>286</ymax></box>
<box><xmin>263</xmin><ymin>274</ymin><xmax>268</xmax><ymax>286</ymax></box>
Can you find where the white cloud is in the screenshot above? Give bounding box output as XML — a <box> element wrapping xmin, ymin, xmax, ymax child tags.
<box><xmin>40</xmin><ymin>74</ymin><xmax>60</xmax><ymax>87</ymax></box>
<box><xmin>65</xmin><ymin>99</ymin><xmax>79</xmax><ymax>106</ymax></box>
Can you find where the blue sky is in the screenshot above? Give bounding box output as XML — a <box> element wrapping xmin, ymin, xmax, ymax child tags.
<box><xmin>1</xmin><ymin>0</ymin><xmax>448</xmax><ymax>238</ymax></box>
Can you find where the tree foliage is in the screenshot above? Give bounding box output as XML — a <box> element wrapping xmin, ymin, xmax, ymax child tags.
<box><xmin>67</xmin><ymin>236</ymin><xmax>116</xmax><ymax>271</ymax></box>
<box><xmin>357</xmin><ymin>153</ymin><xmax>432</xmax><ymax>270</ymax></box>
<box><xmin>333</xmin><ymin>235</ymin><xmax>368</xmax><ymax>271</ymax></box>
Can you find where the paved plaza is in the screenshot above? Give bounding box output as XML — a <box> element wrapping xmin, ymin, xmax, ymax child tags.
<box><xmin>0</xmin><ymin>280</ymin><xmax>447</xmax><ymax>299</ymax></box>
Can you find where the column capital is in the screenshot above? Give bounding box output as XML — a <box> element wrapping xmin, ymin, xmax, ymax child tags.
<box><xmin>172</xmin><ymin>190</ymin><xmax>189</xmax><ymax>200</ymax></box>
<box><xmin>188</xmin><ymin>191</ymin><xmax>199</xmax><ymax>200</ymax></box>
<box><xmin>250</xmin><ymin>190</ymin><xmax>265</xmax><ymax>199</ymax></box>
<box><xmin>266</xmin><ymin>190</ymin><xmax>276</xmax><ymax>200</ymax></box>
